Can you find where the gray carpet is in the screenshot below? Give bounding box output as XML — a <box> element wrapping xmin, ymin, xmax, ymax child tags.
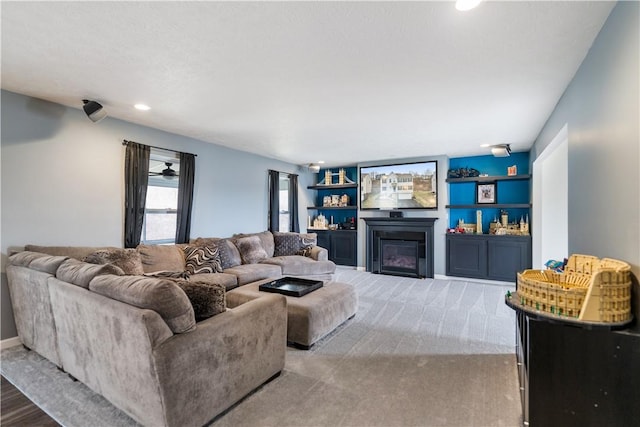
<box><xmin>1</xmin><ymin>269</ymin><xmax>522</xmax><ymax>426</ymax></box>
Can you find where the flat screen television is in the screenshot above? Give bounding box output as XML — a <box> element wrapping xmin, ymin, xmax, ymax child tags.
<box><xmin>360</xmin><ymin>160</ymin><xmax>438</xmax><ymax>210</ymax></box>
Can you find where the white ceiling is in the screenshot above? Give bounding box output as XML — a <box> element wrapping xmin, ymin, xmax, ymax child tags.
<box><xmin>1</xmin><ymin>1</ymin><xmax>614</xmax><ymax>167</ymax></box>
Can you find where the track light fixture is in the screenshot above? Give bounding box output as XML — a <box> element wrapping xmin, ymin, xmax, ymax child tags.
<box><xmin>491</xmin><ymin>144</ymin><xmax>511</xmax><ymax>157</ymax></box>
<box><xmin>82</xmin><ymin>99</ymin><xmax>107</xmax><ymax>123</ymax></box>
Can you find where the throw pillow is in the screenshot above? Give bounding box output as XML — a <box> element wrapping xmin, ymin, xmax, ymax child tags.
<box><xmin>183</xmin><ymin>245</ymin><xmax>223</xmax><ymax>274</ymax></box>
<box><xmin>235</xmin><ymin>235</ymin><xmax>268</xmax><ymax>264</ymax></box>
<box><xmin>273</xmin><ymin>232</ymin><xmax>303</xmax><ymax>257</ymax></box>
<box><xmin>296</xmin><ymin>246</ymin><xmax>313</xmax><ymax>257</ymax></box>
<box><xmin>83</xmin><ymin>248</ymin><xmax>145</xmax><ymax>275</ymax></box>
<box><xmin>193</xmin><ymin>238</ymin><xmax>241</xmax><ymax>269</ymax></box>
<box><xmin>173</xmin><ymin>280</ymin><xmax>226</xmax><ymax>321</ymax></box>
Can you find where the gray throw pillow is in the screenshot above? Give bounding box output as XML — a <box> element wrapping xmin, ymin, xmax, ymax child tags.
<box><xmin>183</xmin><ymin>245</ymin><xmax>223</xmax><ymax>274</ymax></box>
<box><xmin>83</xmin><ymin>248</ymin><xmax>144</xmax><ymax>275</ymax></box>
<box><xmin>235</xmin><ymin>235</ymin><xmax>268</xmax><ymax>264</ymax></box>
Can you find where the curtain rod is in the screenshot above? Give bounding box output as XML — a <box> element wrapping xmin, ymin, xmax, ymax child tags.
<box><xmin>122</xmin><ymin>139</ymin><xmax>198</xmax><ymax>157</ymax></box>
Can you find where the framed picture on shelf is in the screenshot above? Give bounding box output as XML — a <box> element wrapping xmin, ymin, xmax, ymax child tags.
<box><xmin>476</xmin><ymin>182</ymin><xmax>497</xmax><ymax>204</ymax></box>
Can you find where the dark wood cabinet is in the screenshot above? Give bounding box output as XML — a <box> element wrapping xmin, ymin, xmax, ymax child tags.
<box><xmin>510</xmin><ymin>303</ymin><xmax>640</xmax><ymax>426</ymax></box>
<box><xmin>446</xmin><ymin>234</ymin><xmax>530</xmax><ymax>281</ymax></box>
<box><xmin>314</xmin><ymin>230</ymin><xmax>357</xmax><ymax>266</ymax></box>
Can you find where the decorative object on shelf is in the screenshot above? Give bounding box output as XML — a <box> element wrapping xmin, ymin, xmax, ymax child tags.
<box><xmin>339</xmin><ymin>194</ymin><xmax>350</xmax><ymax>207</ymax></box>
<box><xmin>312</xmin><ymin>214</ymin><xmax>328</xmax><ymax>229</ymax></box>
<box><xmin>501</xmin><ymin>210</ymin><xmax>508</xmax><ymax>226</ymax></box>
<box><xmin>476</xmin><ymin>210</ymin><xmax>483</xmax><ymax>234</ymax></box>
<box><xmin>476</xmin><ymin>182</ymin><xmax>497</xmax><ymax>204</ymax></box>
<box><xmin>512</xmin><ymin>254</ymin><xmax>632</xmax><ymax>324</ymax></box>
<box><xmin>453</xmin><ymin>218</ymin><xmax>477</xmax><ymax>234</ymax></box>
<box><xmin>447</xmin><ymin>167</ymin><xmax>480</xmax><ymax>179</ymax></box>
<box><xmin>331</xmin><ymin>195</ymin><xmax>340</xmax><ymax>206</ymax></box>
<box><xmin>323</xmin><ymin>196</ymin><xmax>331</xmax><ymax>207</ymax></box>
<box><xmin>490</xmin><ymin>213</ymin><xmax>530</xmax><ymax>235</ymax></box>
<box><xmin>317</xmin><ymin>168</ymin><xmax>356</xmax><ymax>186</ymax></box>
<box><xmin>507</xmin><ymin>165</ymin><xmax>517</xmax><ymax>176</ymax></box>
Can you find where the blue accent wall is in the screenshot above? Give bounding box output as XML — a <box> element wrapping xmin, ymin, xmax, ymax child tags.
<box><xmin>448</xmin><ymin>152</ymin><xmax>530</xmax><ymax>231</ymax></box>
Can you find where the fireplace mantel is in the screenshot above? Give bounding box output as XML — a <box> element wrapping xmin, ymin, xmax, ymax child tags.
<box><xmin>363</xmin><ymin>217</ymin><xmax>438</xmax><ymax>278</ymax></box>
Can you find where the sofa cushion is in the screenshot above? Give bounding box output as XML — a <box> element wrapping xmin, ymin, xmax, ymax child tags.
<box><xmin>261</xmin><ymin>256</ymin><xmax>336</xmax><ymax>276</ymax></box>
<box><xmin>24</xmin><ymin>245</ymin><xmax>120</xmax><ymax>261</ymax></box>
<box><xmin>223</xmin><ymin>263</ymin><xmax>282</xmax><ymax>286</ymax></box>
<box><xmin>57</xmin><ymin>258</ymin><xmax>125</xmax><ymax>288</ymax></box>
<box><xmin>89</xmin><ymin>275</ymin><xmax>196</xmax><ymax>334</ymax></box>
<box><xmin>9</xmin><ymin>251</ymin><xmax>69</xmax><ymax>275</ymax></box>
<box><xmin>183</xmin><ymin>245</ymin><xmax>223</xmax><ymax>275</ymax></box>
<box><xmin>235</xmin><ymin>235</ymin><xmax>269</xmax><ymax>264</ymax></box>
<box><xmin>83</xmin><ymin>248</ymin><xmax>145</xmax><ymax>275</ymax></box>
<box><xmin>137</xmin><ymin>244</ymin><xmax>186</xmax><ymax>273</ymax></box>
<box><xmin>192</xmin><ymin>238</ymin><xmax>241</xmax><ymax>270</ymax></box>
<box><xmin>190</xmin><ymin>272</ymin><xmax>239</xmax><ymax>291</ymax></box>
<box><xmin>172</xmin><ymin>280</ymin><xmax>226</xmax><ymax>321</ymax></box>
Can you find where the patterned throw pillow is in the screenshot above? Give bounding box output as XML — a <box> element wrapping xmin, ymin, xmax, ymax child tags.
<box><xmin>273</xmin><ymin>232</ymin><xmax>303</xmax><ymax>257</ymax></box>
<box><xmin>183</xmin><ymin>245</ymin><xmax>223</xmax><ymax>274</ymax></box>
<box><xmin>173</xmin><ymin>280</ymin><xmax>226</xmax><ymax>321</ymax></box>
<box><xmin>296</xmin><ymin>246</ymin><xmax>313</xmax><ymax>257</ymax></box>
<box><xmin>83</xmin><ymin>249</ymin><xmax>145</xmax><ymax>275</ymax></box>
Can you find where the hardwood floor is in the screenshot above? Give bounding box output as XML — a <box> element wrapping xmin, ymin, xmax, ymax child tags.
<box><xmin>1</xmin><ymin>375</ymin><xmax>59</xmax><ymax>426</ymax></box>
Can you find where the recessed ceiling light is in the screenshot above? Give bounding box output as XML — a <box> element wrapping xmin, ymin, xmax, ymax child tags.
<box><xmin>134</xmin><ymin>104</ymin><xmax>151</xmax><ymax>111</ymax></box>
<box><xmin>318</xmin><ymin>160</ymin><xmax>325</xmax><ymax>164</ymax></box>
<box><xmin>456</xmin><ymin>0</ymin><xmax>482</xmax><ymax>11</ymax></box>
<box><xmin>480</xmin><ymin>144</ymin><xmax>490</xmax><ymax>148</ymax></box>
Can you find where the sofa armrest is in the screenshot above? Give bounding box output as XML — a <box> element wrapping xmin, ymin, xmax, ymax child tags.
<box><xmin>152</xmin><ymin>293</ymin><xmax>287</xmax><ymax>427</ymax></box>
<box><xmin>310</xmin><ymin>245</ymin><xmax>328</xmax><ymax>261</ymax></box>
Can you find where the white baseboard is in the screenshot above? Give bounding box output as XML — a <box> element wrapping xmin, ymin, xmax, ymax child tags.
<box><xmin>1</xmin><ymin>336</ymin><xmax>22</xmax><ymax>350</ymax></box>
<box><xmin>435</xmin><ymin>274</ymin><xmax>514</xmax><ymax>287</ymax></box>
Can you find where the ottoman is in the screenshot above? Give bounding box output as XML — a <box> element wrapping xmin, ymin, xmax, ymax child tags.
<box><xmin>227</xmin><ymin>278</ymin><xmax>358</xmax><ymax>349</ymax></box>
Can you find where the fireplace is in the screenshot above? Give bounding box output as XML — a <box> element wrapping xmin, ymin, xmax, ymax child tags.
<box><xmin>363</xmin><ymin>217</ymin><xmax>437</xmax><ymax>278</ymax></box>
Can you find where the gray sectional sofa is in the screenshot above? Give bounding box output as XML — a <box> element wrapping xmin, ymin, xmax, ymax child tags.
<box><xmin>6</xmin><ymin>231</ymin><xmax>336</xmax><ymax>426</ymax></box>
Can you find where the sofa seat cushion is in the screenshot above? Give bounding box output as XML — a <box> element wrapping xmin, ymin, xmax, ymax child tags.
<box><xmin>56</xmin><ymin>258</ymin><xmax>124</xmax><ymax>288</ymax></box>
<box><xmin>261</xmin><ymin>256</ymin><xmax>336</xmax><ymax>276</ymax></box>
<box><xmin>137</xmin><ymin>244</ymin><xmax>186</xmax><ymax>273</ymax></box>
<box><xmin>189</xmin><ymin>272</ymin><xmax>239</xmax><ymax>291</ymax></box>
<box><xmin>89</xmin><ymin>275</ymin><xmax>196</xmax><ymax>334</ymax></box>
<box><xmin>83</xmin><ymin>248</ymin><xmax>145</xmax><ymax>275</ymax></box>
<box><xmin>223</xmin><ymin>264</ymin><xmax>282</xmax><ymax>286</ymax></box>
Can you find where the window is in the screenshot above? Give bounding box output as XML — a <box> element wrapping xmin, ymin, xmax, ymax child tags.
<box><xmin>141</xmin><ymin>153</ymin><xmax>180</xmax><ymax>244</ymax></box>
<box><xmin>278</xmin><ymin>174</ymin><xmax>290</xmax><ymax>232</ymax></box>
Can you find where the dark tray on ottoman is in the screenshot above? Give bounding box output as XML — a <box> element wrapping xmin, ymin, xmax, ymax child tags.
<box><xmin>259</xmin><ymin>277</ymin><xmax>323</xmax><ymax>297</ymax></box>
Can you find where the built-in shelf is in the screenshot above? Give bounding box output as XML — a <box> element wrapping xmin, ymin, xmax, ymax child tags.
<box><xmin>307</xmin><ymin>183</ymin><xmax>358</xmax><ymax>190</ymax></box>
<box><xmin>446</xmin><ymin>203</ymin><xmax>532</xmax><ymax>209</ymax></box>
<box><xmin>446</xmin><ymin>174</ymin><xmax>531</xmax><ymax>183</ymax></box>
<box><xmin>307</xmin><ymin>206</ymin><xmax>356</xmax><ymax>210</ymax></box>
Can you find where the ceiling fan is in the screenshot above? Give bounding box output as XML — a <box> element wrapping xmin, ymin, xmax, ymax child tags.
<box><xmin>149</xmin><ymin>162</ymin><xmax>179</xmax><ymax>180</ymax></box>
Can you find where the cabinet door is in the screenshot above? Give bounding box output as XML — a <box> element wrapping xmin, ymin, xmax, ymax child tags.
<box><xmin>446</xmin><ymin>236</ymin><xmax>487</xmax><ymax>278</ymax></box>
<box><xmin>487</xmin><ymin>238</ymin><xmax>530</xmax><ymax>281</ymax></box>
<box><xmin>330</xmin><ymin>232</ymin><xmax>357</xmax><ymax>266</ymax></box>
<box><xmin>315</xmin><ymin>231</ymin><xmax>331</xmax><ymax>252</ymax></box>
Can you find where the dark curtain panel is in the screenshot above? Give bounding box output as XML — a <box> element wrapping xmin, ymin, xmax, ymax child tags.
<box><xmin>289</xmin><ymin>174</ymin><xmax>300</xmax><ymax>232</ymax></box>
<box><xmin>175</xmin><ymin>152</ymin><xmax>196</xmax><ymax>243</ymax></box>
<box><xmin>124</xmin><ymin>142</ymin><xmax>150</xmax><ymax>248</ymax></box>
<box><xmin>268</xmin><ymin>169</ymin><xmax>279</xmax><ymax>232</ymax></box>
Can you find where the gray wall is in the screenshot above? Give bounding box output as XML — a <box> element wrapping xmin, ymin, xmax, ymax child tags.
<box><xmin>357</xmin><ymin>155</ymin><xmax>449</xmax><ymax>276</ymax></box>
<box><xmin>1</xmin><ymin>90</ymin><xmax>314</xmax><ymax>339</ymax></box>
<box><xmin>531</xmin><ymin>1</ymin><xmax>639</xmax><ymax>280</ymax></box>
